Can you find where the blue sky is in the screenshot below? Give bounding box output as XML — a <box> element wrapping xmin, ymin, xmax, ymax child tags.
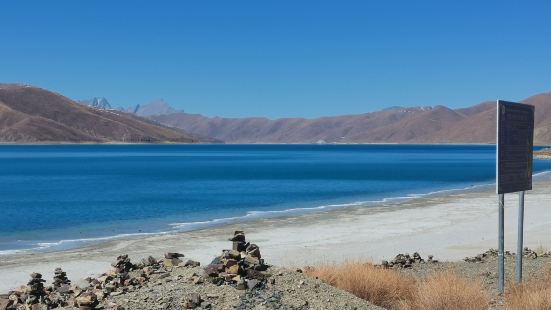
<box><xmin>2</xmin><ymin>1</ymin><xmax>551</xmax><ymax>118</ymax></box>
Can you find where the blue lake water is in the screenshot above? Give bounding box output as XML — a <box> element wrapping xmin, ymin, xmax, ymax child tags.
<box><xmin>1</xmin><ymin>144</ymin><xmax>551</xmax><ymax>254</ymax></box>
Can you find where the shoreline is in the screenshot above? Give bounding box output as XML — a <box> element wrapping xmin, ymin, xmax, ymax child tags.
<box><xmin>0</xmin><ymin>180</ymin><xmax>497</xmax><ymax>256</ymax></box>
<box><xmin>3</xmin><ymin>178</ymin><xmax>551</xmax><ymax>292</ymax></box>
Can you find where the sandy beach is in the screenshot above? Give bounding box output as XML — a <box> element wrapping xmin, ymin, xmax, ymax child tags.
<box><xmin>2</xmin><ymin>180</ymin><xmax>551</xmax><ymax>292</ymax></box>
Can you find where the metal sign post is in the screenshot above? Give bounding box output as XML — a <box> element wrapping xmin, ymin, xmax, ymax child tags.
<box><xmin>496</xmin><ymin>100</ymin><xmax>534</xmax><ymax>293</ymax></box>
<box><xmin>516</xmin><ymin>191</ymin><xmax>525</xmax><ymax>282</ymax></box>
<box><xmin>498</xmin><ymin>194</ymin><xmax>505</xmax><ymax>292</ymax></box>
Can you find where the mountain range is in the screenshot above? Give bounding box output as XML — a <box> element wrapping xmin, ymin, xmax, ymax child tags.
<box><xmin>145</xmin><ymin>92</ymin><xmax>551</xmax><ymax>145</ymax></box>
<box><xmin>2</xmin><ymin>84</ymin><xmax>551</xmax><ymax>144</ymax></box>
<box><xmin>0</xmin><ymin>84</ymin><xmax>199</xmax><ymax>143</ymax></box>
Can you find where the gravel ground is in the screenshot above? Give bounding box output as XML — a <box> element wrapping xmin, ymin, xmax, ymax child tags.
<box><xmin>89</xmin><ymin>266</ymin><xmax>382</xmax><ymax>310</ymax></box>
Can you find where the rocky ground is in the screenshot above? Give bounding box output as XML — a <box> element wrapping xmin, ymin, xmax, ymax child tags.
<box><xmin>2</xmin><ymin>229</ymin><xmax>550</xmax><ymax>310</ymax></box>
<box><xmin>0</xmin><ymin>231</ymin><xmax>381</xmax><ymax>310</ymax></box>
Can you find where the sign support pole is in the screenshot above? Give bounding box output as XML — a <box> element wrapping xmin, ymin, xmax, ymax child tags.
<box><xmin>498</xmin><ymin>193</ymin><xmax>505</xmax><ymax>294</ymax></box>
<box><xmin>516</xmin><ymin>191</ymin><xmax>525</xmax><ymax>282</ymax></box>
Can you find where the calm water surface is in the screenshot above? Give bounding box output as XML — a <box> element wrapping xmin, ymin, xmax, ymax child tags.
<box><xmin>1</xmin><ymin>144</ymin><xmax>550</xmax><ymax>253</ymax></box>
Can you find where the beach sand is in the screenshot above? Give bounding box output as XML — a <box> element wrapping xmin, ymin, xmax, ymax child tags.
<box><xmin>2</xmin><ymin>181</ymin><xmax>551</xmax><ymax>292</ymax></box>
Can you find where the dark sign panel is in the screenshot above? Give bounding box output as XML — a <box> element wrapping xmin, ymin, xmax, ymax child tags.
<box><xmin>497</xmin><ymin>100</ymin><xmax>535</xmax><ymax>194</ymax></box>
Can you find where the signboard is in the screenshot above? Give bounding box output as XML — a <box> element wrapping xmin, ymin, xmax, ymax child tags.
<box><xmin>496</xmin><ymin>100</ymin><xmax>535</xmax><ymax>194</ymax></box>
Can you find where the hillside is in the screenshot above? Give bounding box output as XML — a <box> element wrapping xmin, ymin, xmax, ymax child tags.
<box><xmin>150</xmin><ymin>92</ymin><xmax>551</xmax><ymax>144</ymax></box>
<box><xmin>0</xmin><ymin>84</ymin><xmax>199</xmax><ymax>143</ymax></box>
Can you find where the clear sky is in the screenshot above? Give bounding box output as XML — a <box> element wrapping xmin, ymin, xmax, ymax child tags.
<box><xmin>2</xmin><ymin>1</ymin><xmax>551</xmax><ymax>118</ymax></box>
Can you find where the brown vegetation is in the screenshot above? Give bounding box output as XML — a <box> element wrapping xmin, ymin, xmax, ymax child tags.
<box><xmin>506</xmin><ymin>265</ymin><xmax>551</xmax><ymax>310</ymax></box>
<box><xmin>408</xmin><ymin>272</ymin><xmax>488</xmax><ymax>310</ymax></box>
<box><xmin>306</xmin><ymin>262</ymin><xmax>489</xmax><ymax>310</ymax></box>
<box><xmin>305</xmin><ymin>262</ymin><xmax>414</xmax><ymax>309</ymax></box>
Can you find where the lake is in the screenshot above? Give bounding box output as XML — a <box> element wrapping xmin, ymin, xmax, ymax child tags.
<box><xmin>1</xmin><ymin>144</ymin><xmax>550</xmax><ymax>253</ymax></box>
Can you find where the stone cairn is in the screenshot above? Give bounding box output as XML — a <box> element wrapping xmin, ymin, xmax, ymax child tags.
<box><xmin>25</xmin><ymin>272</ymin><xmax>48</xmax><ymax>307</ymax></box>
<box><xmin>464</xmin><ymin>247</ymin><xmax>551</xmax><ymax>262</ymax></box>
<box><xmin>381</xmin><ymin>252</ymin><xmax>438</xmax><ymax>268</ymax></box>
<box><xmin>204</xmin><ymin>231</ymin><xmax>270</xmax><ymax>290</ymax></box>
<box><xmin>52</xmin><ymin>268</ymin><xmax>71</xmax><ymax>292</ymax></box>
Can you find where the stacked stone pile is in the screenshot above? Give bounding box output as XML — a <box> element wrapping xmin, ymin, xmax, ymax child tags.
<box><xmin>26</xmin><ymin>272</ymin><xmax>49</xmax><ymax>307</ymax></box>
<box><xmin>204</xmin><ymin>231</ymin><xmax>270</xmax><ymax>290</ymax></box>
<box><xmin>381</xmin><ymin>252</ymin><xmax>438</xmax><ymax>268</ymax></box>
<box><xmin>1</xmin><ymin>273</ymin><xmax>50</xmax><ymax>310</ymax></box>
<box><xmin>51</xmin><ymin>268</ymin><xmax>70</xmax><ymax>292</ymax></box>
<box><xmin>464</xmin><ymin>247</ymin><xmax>550</xmax><ymax>263</ymax></box>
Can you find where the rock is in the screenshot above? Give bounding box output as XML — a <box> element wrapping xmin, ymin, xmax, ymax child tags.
<box><xmin>111</xmin><ymin>254</ymin><xmax>134</xmax><ymax>273</ymax></box>
<box><xmin>141</xmin><ymin>256</ymin><xmax>158</xmax><ymax>266</ymax></box>
<box><xmin>232</xmin><ymin>241</ymin><xmax>247</xmax><ymax>252</ymax></box>
<box><xmin>246</xmin><ymin>279</ymin><xmax>260</xmax><ymax>290</ymax></box>
<box><xmin>200</xmin><ymin>301</ymin><xmax>212</xmax><ymax>309</ymax></box>
<box><xmin>184</xmin><ymin>259</ymin><xmax>201</xmax><ymax>267</ymax></box>
<box><xmin>229</xmin><ymin>230</ymin><xmax>246</xmax><ymax>242</ymax></box>
<box><xmin>76</xmin><ymin>292</ymin><xmax>97</xmax><ymax>307</ymax></box>
<box><xmin>163</xmin><ymin>258</ymin><xmax>183</xmax><ymax>267</ymax></box>
<box><xmin>164</xmin><ymin>252</ymin><xmax>184</xmax><ymax>259</ymax></box>
<box><xmin>204</xmin><ymin>265</ymin><xmax>222</xmax><ymax>277</ymax></box>
<box><xmin>236</xmin><ymin>279</ymin><xmax>247</xmax><ymax>290</ymax></box>
<box><xmin>246</xmin><ymin>244</ymin><xmax>261</xmax><ymax>258</ymax></box>
<box><xmin>226</xmin><ymin>264</ymin><xmax>240</xmax><ymax>275</ymax></box>
<box><xmin>184</xmin><ymin>293</ymin><xmax>202</xmax><ymax>308</ymax></box>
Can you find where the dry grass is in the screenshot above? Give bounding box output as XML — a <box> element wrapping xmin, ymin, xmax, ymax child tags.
<box><xmin>408</xmin><ymin>272</ymin><xmax>488</xmax><ymax>310</ymax></box>
<box><xmin>535</xmin><ymin>244</ymin><xmax>549</xmax><ymax>255</ymax></box>
<box><xmin>506</xmin><ymin>265</ymin><xmax>551</xmax><ymax>310</ymax></box>
<box><xmin>305</xmin><ymin>263</ymin><xmax>488</xmax><ymax>310</ymax></box>
<box><xmin>305</xmin><ymin>262</ymin><xmax>415</xmax><ymax>309</ymax></box>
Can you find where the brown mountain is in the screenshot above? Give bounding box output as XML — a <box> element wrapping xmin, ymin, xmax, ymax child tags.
<box><xmin>0</xmin><ymin>84</ymin><xmax>199</xmax><ymax>143</ymax></box>
<box><xmin>150</xmin><ymin>92</ymin><xmax>551</xmax><ymax>145</ymax></box>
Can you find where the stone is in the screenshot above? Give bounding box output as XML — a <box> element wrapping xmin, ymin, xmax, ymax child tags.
<box><xmin>243</xmin><ymin>255</ymin><xmax>260</xmax><ymax>266</ymax></box>
<box><xmin>164</xmin><ymin>252</ymin><xmax>184</xmax><ymax>259</ymax></box>
<box><xmin>76</xmin><ymin>292</ymin><xmax>97</xmax><ymax>306</ymax></box>
<box><xmin>200</xmin><ymin>301</ymin><xmax>212</xmax><ymax>309</ymax></box>
<box><xmin>204</xmin><ymin>265</ymin><xmax>222</xmax><ymax>277</ymax></box>
<box><xmin>246</xmin><ymin>270</ymin><xmax>271</xmax><ymax>281</ymax></box>
<box><xmin>246</xmin><ymin>244</ymin><xmax>261</xmax><ymax>258</ymax></box>
<box><xmin>184</xmin><ymin>259</ymin><xmax>200</xmax><ymax>267</ymax></box>
<box><xmin>142</xmin><ymin>256</ymin><xmax>158</xmax><ymax>266</ymax></box>
<box><xmin>232</xmin><ymin>241</ymin><xmax>247</xmax><ymax>252</ymax></box>
<box><xmin>229</xmin><ymin>231</ymin><xmax>246</xmax><ymax>242</ymax></box>
<box><xmin>236</xmin><ymin>279</ymin><xmax>247</xmax><ymax>290</ymax></box>
<box><xmin>163</xmin><ymin>258</ymin><xmax>183</xmax><ymax>267</ymax></box>
<box><xmin>246</xmin><ymin>279</ymin><xmax>260</xmax><ymax>290</ymax></box>
<box><xmin>225</xmin><ymin>264</ymin><xmax>240</xmax><ymax>275</ymax></box>
<box><xmin>184</xmin><ymin>293</ymin><xmax>202</xmax><ymax>309</ymax></box>
<box><xmin>111</xmin><ymin>254</ymin><xmax>134</xmax><ymax>273</ymax></box>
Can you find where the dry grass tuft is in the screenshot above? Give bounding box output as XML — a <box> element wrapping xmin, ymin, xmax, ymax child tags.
<box><xmin>506</xmin><ymin>265</ymin><xmax>551</xmax><ymax>310</ymax></box>
<box><xmin>305</xmin><ymin>262</ymin><xmax>414</xmax><ymax>309</ymax></box>
<box><xmin>306</xmin><ymin>263</ymin><xmax>489</xmax><ymax>310</ymax></box>
<box><xmin>409</xmin><ymin>271</ymin><xmax>488</xmax><ymax>310</ymax></box>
